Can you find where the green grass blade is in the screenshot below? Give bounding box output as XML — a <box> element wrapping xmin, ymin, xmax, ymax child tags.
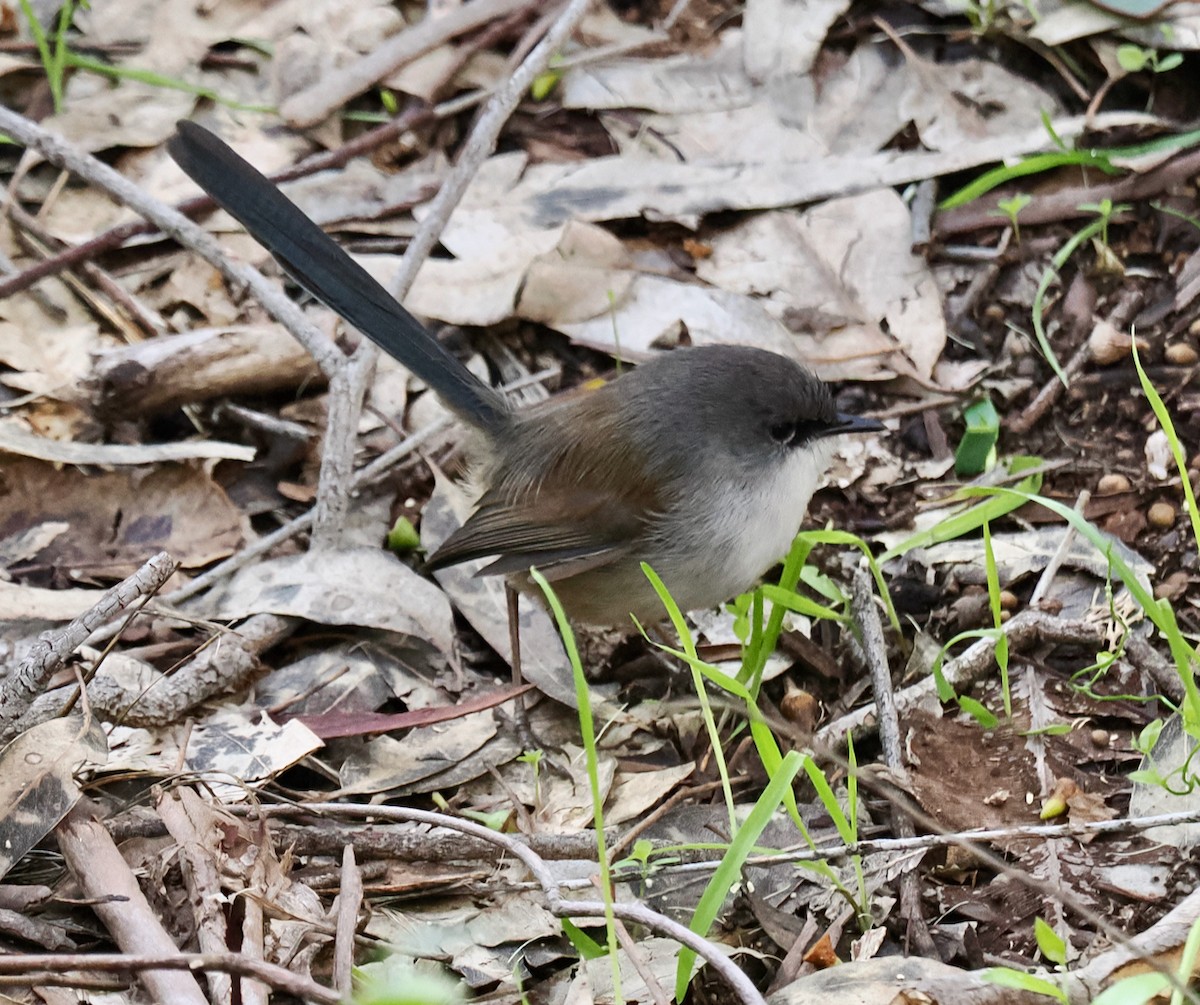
<box><xmin>1031</xmin><ymin>218</ymin><xmax>1105</xmax><ymax>386</ymax></box>
<box><xmin>877</xmin><ymin>464</ymin><xmax>1043</xmax><ymax>564</ymax></box>
<box><xmin>530</xmin><ymin>569</ymin><xmax>622</xmax><ymax>999</ymax></box>
<box><xmin>968</xmin><ymin>488</ymin><xmax>1200</xmax><ymax>727</ymax></box>
<box><xmin>1131</xmin><ymin>339</ymin><xmax>1200</xmax><ymax>568</ymax></box>
<box><xmin>674</xmin><ymin>749</ymin><xmax>806</xmax><ymax>1000</ymax></box>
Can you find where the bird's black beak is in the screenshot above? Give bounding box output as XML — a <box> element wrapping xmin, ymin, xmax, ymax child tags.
<box><xmin>822</xmin><ymin>412</ymin><xmax>885</xmax><ymax>438</ymax></box>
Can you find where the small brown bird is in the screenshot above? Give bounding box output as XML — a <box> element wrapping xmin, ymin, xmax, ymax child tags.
<box><xmin>169</xmin><ymin>122</ymin><xmax>881</xmax><ymax>625</ymax></box>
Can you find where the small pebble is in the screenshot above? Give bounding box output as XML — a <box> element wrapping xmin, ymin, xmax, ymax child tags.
<box><xmin>1097</xmin><ymin>473</ymin><xmax>1131</xmax><ymax>495</ymax></box>
<box><xmin>1148</xmin><ymin>501</ymin><xmax>1177</xmax><ymax>529</ymax></box>
<box><xmin>1154</xmin><ymin>569</ymin><xmax>1189</xmax><ymax>601</ymax></box>
<box><xmin>983</xmin><ymin>304</ymin><xmax>1005</xmax><ymax>322</ymax></box>
<box><xmin>1165</xmin><ymin>343</ymin><xmax>1199</xmax><ymax>366</ymax></box>
<box><xmin>1190</xmin><ymin>317</ymin><xmax>1200</xmax><ymax>337</ymax></box>
<box><xmin>1090</xmin><ymin>729</ymin><xmax>1110</xmax><ymax>748</ymax></box>
<box><xmin>780</xmin><ymin>685</ymin><xmax>819</xmax><ymax>733</ymax></box>
<box><xmin>1088</xmin><ymin>320</ymin><xmax>1130</xmax><ymax>365</ymax></box>
<box><xmin>999</xmin><ymin>589</ymin><xmax>1019</xmax><ymax>611</ymax></box>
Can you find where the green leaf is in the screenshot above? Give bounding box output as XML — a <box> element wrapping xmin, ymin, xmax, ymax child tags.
<box><xmin>674</xmin><ymin>750</ymin><xmax>806</xmax><ymax>1000</ymax></box>
<box><xmin>955</xmin><ymin>399</ymin><xmax>1000</xmax><ymax>476</ymax></box>
<box><xmin>1021</xmin><ymin>722</ymin><xmax>1074</xmax><ymax>737</ymax></box>
<box><xmin>1116</xmin><ymin>44</ymin><xmax>1152</xmax><ymax>72</ymax></box>
<box><xmin>1136</xmin><ymin>718</ymin><xmax>1164</xmax><ymax>754</ymax></box>
<box><xmin>386</xmin><ymin>516</ymin><xmax>421</xmax><ymax>552</ymax></box>
<box><xmin>457</xmin><ymin>808</ymin><xmax>510</xmax><ymax>831</ymax></box>
<box><xmin>530</xmin><ymin>69</ymin><xmax>561</xmax><ymax>101</ymax></box>
<box><xmin>982</xmin><ymin>966</ymin><xmax>1067</xmax><ymax>1001</ymax></box>
<box><xmin>562</xmin><ymin>919</ymin><xmax>608</xmax><ymax>960</ymax></box>
<box><xmin>877</xmin><ymin>459</ymin><xmax>1043</xmax><ymax>564</ymax></box>
<box><xmin>957</xmin><ymin>695</ymin><xmax>998</xmax><ymax>728</ymax></box>
<box><xmin>1035</xmin><ymin>917</ymin><xmax>1068</xmax><ymax>966</ymax></box>
<box><xmin>1090</xmin><ymin>971</ymin><xmax>1170</xmax><ymax>1005</ymax></box>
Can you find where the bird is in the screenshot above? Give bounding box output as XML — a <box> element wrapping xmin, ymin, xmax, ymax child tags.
<box><xmin>168</xmin><ymin>121</ymin><xmax>882</xmax><ymax>625</ymax></box>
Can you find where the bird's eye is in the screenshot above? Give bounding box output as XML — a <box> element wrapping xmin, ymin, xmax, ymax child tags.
<box><xmin>769</xmin><ymin>418</ymin><xmax>831</xmax><ymax>447</ymax></box>
<box><xmin>768</xmin><ymin>421</ymin><xmax>795</xmax><ymax>444</ymax></box>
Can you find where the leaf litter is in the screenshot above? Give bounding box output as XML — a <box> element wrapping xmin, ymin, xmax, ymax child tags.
<box><xmin>1</xmin><ymin>0</ymin><xmax>1200</xmax><ymax>1002</ymax></box>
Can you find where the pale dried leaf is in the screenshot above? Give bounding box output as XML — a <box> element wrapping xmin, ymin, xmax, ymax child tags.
<box><xmin>198</xmin><ymin>548</ymin><xmax>456</xmax><ymax>655</ymax></box>
<box><xmin>696</xmin><ymin>192</ymin><xmax>947</xmax><ymax>381</ymax></box>
<box><xmin>0</xmin><ymin>716</ymin><xmax>108</xmax><ymax>881</ymax></box>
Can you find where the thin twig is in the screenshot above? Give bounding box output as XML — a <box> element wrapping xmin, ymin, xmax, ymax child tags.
<box><xmin>816</xmin><ymin>610</ymin><xmax>1104</xmax><ymax>745</ymax></box>
<box><xmin>255</xmin><ymin>802</ymin><xmax>766</xmax><ymax>1005</ymax></box>
<box><xmin>0</xmin><ymin>551</ymin><xmax>176</xmax><ymax>739</ymax></box>
<box><xmin>0</xmin><ymin>952</ymin><xmax>338</xmax><ymax>1004</ymax></box>
<box><xmin>0</xmin><ymin>104</ymin><xmax>433</xmax><ymax>302</ymax></box>
<box><xmin>332</xmin><ymin>845</ymin><xmax>363</xmax><ymax>994</ymax></box>
<box><xmin>55</xmin><ymin>804</ymin><xmax>208</xmax><ymax>1005</ymax></box>
<box><xmin>851</xmin><ymin>568</ymin><xmax>935</xmax><ymax>956</ymax></box>
<box><xmin>279</xmin><ymin>0</ymin><xmax>540</xmax><ymax>127</ymax></box>
<box><xmin>0</xmin><ymin>107</ymin><xmax>345</xmax><ymax>377</ymax></box>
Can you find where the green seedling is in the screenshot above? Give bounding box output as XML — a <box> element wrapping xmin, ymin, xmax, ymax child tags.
<box><xmin>1116</xmin><ymin>44</ymin><xmax>1184</xmax><ymax>74</ymax></box>
<box><xmin>1079</xmin><ymin>198</ymin><xmax>1129</xmax><ymax>254</ymax></box>
<box><xmin>561</xmin><ymin>919</ymin><xmax>607</xmax><ymax>961</ymax></box>
<box><xmin>983</xmin><ymin>521</ymin><xmax>1011</xmax><ymax>716</ymax></box>
<box><xmin>1152</xmin><ymin>201</ymin><xmax>1200</xmax><ymax>233</ymax></box>
<box><xmin>1132</xmin><ymin>337</ymin><xmax>1200</xmax><ymax>567</ymax></box>
<box><xmin>982</xmin><ymin>918</ymin><xmax>1070</xmax><ymax>1001</ymax></box>
<box><xmin>879</xmin><ymin>456</ymin><xmax>1044</xmax><ymax>565</ymax></box>
<box><xmin>924</xmin><ymin>517</ymin><xmax>1011</xmax><ymax>722</ymax></box>
<box><xmin>970</xmin><ymin>487</ymin><xmax>1200</xmax><ymax>734</ymax></box>
<box><xmin>19</xmin><ymin>0</ymin><xmax>268</xmax><ymax>113</ymax></box>
<box><xmin>456</xmin><ymin>808</ymin><xmax>511</xmax><ymax>830</ymax></box>
<box><xmin>352</xmin><ymin>957</ymin><xmax>466</xmax><ymax>1005</ymax></box>
<box><xmin>955</xmin><ymin>398</ymin><xmax>1000</xmax><ymax>476</ymax></box>
<box><xmin>1036</xmin><ymin>916</ymin><xmax>1069</xmax><ymax>966</ymax></box>
<box><xmin>1030</xmin><ymin>208</ymin><xmax>1127</xmax><ymax>386</ymax></box>
<box><xmin>673</xmin><ymin>750</ymin><xmax>808</xmax><ymax>1001</ymax></box>
<box><xmin>516</xmin><ymin>749</ymin><xmax>544</xmax><ymax>805</ymax></box>
<box><xmin>386</xmin><ymin>516</ymin><xmax>421</xmax><ymax>552</ymax></box>
<box><xmin>530</xmin><ymin>55</ymin><xmax>565</xmax><ymax>101</ymax></box>
<box><xmin>994</xmin><ymin>193</ymin><xmax>1033</xmax><ymax>242</ymax></box>
<box><xmin>640</xmin><ymin>563</ymin><xmax>867</xmax><ymax>996</ymax></box>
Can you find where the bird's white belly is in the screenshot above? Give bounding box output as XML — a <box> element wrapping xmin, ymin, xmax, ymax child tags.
<box><xmin>661</xmin><ymin>442</ymin><xmax>834</xmax><ymax>612</ymax></box>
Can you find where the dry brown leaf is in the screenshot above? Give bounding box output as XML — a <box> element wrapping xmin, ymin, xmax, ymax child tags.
<box><xmin>0</xmin><ymin>457</ymin><xmax>245</xmax><ymax>577</ymax></box>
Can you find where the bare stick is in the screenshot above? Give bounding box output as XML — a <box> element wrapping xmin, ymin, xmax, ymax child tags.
<box><xmin>816</xmin><ymin>610</ymin><xmax>1104</xmax><ymax>745</ymax></box>
<box><xmin>0</xmin><ymin>104</ymin><xmax>434</xmax><ymax>303</ymax></box>
<box><xmin>56</xmin><ymin>803</ymin><xmax>208</xmax><ymax>1005</ymax></box>
<box><xmin>1029</xmin><ymin>489</ymin><xmax>1089</xmax><ymax>606</ymax></box>
<box><xmin>0</xmin><ymin>951</ymin><xmax>337</xmax><ymax>1003</ymax></box>
<box><xmin>0</xmin><ymin>551</ymin><xmax>175</xmax><ymax>738</ymax></box>
<box><xmin>280</xmin><ymin>0</ymin><xmax>539</xmax><ymax>127</ymax></box>
<box><xmin>387</xmin><ymin>0</ymin><xmax>592</xmax><ymax>303</ymax></box>
<box><xmin>0</xmin><ymin>106</ymin><xmax>344</xmax><ymax>377</ymax></box>
<box><xmin>331</xmin><ymin>845</ymin><xmax>363</xmax><ymax>994</ymax></box>
<box><xmin>263</xmin><ymin>802</ymin><xmax>765</xmax><ymax>1005</ymax></box>
<box><xmin>157</xmin><ymin>788</ymin><xmax>233</xmax><ymax>1005</ymax></box>
<box><xmin>851</xmin><ymin>568</ymin><xmax>935</xmax><ymax>956</ymax></box>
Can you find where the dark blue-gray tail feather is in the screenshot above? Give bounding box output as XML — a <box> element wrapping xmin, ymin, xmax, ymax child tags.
<box><xmin>168</xmin><ymin>121</ymin><xmax>508</xmax><ymax>431</ymax></box>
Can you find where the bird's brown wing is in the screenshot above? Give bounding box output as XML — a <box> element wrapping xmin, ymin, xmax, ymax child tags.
<box><xmin>426</xmin><ymin>396</ymin><xmax>666</xmax><ymax>580</ymax></box>
<box><xmin>426</xmin><ymin>483</ymin><xmax>646</xmax><ymax>580</ymax></box>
